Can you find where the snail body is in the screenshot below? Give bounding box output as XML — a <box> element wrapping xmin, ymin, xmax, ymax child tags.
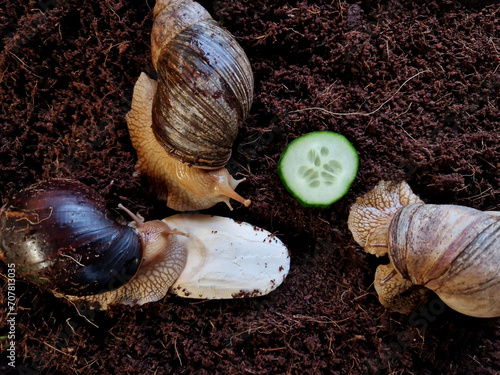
<box><xmin>348</xmin><ymin>181</ymin><xmax>500</xmax><ymax>318</ymax></box>
<box><xmin>128</xmin><ymin>73</ymin><xmax>250</xmax><ymax>211</ymax></box>
<box><xmin>0</xmin><ymin>179</ymin><xmax>289</xmax><ymax>310</ymax></box>
<box><xmin>127</xmin><ymin>0</ymin><xmax>253</xmax><ymax>211</ymax></box>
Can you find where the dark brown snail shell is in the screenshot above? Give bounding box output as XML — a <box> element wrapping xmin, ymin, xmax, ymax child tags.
<box><xmin>0</xmin><ymin>179</ymin><xmax>142</xmax><ymax>296</ymax></box>
<box><xmin>151</xmin><ymin>0</ymin><xmax>254</xmax><ymax>169</ymax></box>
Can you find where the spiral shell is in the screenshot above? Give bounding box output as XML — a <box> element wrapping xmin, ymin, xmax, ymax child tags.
<box><xmin>0</xmin><ymin>179</ymin><xmax>142</xmax><ymax>296</ymax></box>
<box><xmin>151</xmin><ymin>0</ymin><xmax>254</xmax><ymax>168</ymax></box>
<box><xmin>388</xmin><ymin>203</ymin><xmax>500</xmax><ymax>317</ymax></box>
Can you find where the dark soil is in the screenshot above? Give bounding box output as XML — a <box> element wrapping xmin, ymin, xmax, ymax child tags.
<box><xmin>1</xmin><ymin>0</ymin><xmax>499</xmax><ymax>374</ymax></box>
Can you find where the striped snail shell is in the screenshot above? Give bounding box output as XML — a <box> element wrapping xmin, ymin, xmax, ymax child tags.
<box><xmin>151</xmin><ymin>0</ymin><xmax>254</xmax><ymax>169</ymax></box>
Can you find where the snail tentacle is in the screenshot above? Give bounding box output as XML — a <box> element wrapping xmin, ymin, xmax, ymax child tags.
<box><xmin>374</xmin><ymin>264</ymin><xmax>430</xmax><ymax>314</ymax></box>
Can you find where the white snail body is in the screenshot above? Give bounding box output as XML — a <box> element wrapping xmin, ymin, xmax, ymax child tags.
<box><xmin>127</xmin><ymin>0</ymin><xmax>254</xmax><ymax>211</ymax></box>
<box><xmin>348</xmin><ymin>180</ymin><xmax>500</xmax><ymax>318</ymax></box>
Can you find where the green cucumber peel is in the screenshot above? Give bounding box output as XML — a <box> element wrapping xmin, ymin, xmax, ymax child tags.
<box><xmin>277</xmin><ymin>131</ymin><xmax>358</xmax><ymax>207</ymax></box>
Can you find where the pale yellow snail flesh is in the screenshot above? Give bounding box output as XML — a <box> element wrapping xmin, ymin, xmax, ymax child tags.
<box><xmin>348</xmin><ymin>180</ymin><xmax>500</xmax><ymax>318</ymax></box>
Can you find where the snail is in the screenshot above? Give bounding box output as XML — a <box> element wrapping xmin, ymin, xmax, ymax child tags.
<box><xmin>0</xmin><ymin>179</ymin><xmax>289</xmax><ymax>310</ymax></box>
<box><xmin>126</xmin><ymin>0</ymin><xmax>254</xmax><ymax>211</ymax></box>
<box><xmin>347</xmin><ymin>180</ymin><xmax>500</xmax><ymax>318</ymax></box>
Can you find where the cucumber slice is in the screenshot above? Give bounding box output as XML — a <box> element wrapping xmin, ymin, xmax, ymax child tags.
<box><xmin>277</xmin><ymin>131</ymin><xmax>358</xmax><ymax>207</ymax></box>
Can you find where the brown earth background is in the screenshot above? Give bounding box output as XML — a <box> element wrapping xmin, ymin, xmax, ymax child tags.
<box><xmin>0</xmin><ymin>0</ymin><xmax>499</xmax><ymax>374</ymax></box>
